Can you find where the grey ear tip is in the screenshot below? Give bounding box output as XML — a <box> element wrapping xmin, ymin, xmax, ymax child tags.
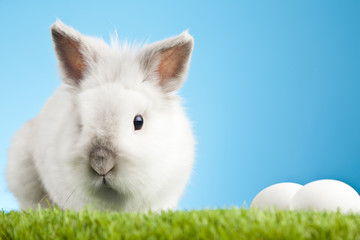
<box><xmin>50</xmin><ymin>19</ymin><xmax>68</xmax><ymax>34</ymax></box>
<box><xmin>50</xmin><ymin>20</ymin><xmax>81</xmax><ymax>42</ymax></box>
<box><xmin>51</xmin><ymin>26</ymin><xmax>63</xmax><ymax>40</ymax></box>
<box><xmin>51</xmin><ymin>23</ymin><xmax>61</xmax><ymax>34</ymax></box>
<box><xmin>181</xmin><ymin>30</ymin><xmax>193</xmax><ymax>39</ymax></box>
<box><xmin>180</xmin><ymin>30</ymin><xmax>194</xmax><ymax>45</ymax></box>
<box><xmin>51</xmin><ymin>24</ymin><xmax>58</xmax><ymax>32</ymax></box>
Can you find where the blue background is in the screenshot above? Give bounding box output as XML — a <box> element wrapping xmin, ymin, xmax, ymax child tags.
<box><xmin>1</xmin><ymin>0</ymin><xmax>359</xmax><ymax>211</ymax></box>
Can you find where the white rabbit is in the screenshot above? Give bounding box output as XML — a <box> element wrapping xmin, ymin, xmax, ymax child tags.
<box><xmin>7</xmin><ymin>20</ymin><xmax>195</xmax><ymax>212</ymax></box>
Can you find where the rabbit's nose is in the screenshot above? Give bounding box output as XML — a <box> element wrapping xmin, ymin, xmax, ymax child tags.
<box><xmin>89</xmin><ymin>146</ymin><xmax>115</xmax><ymax>176</ymax></box>
<box><xmin>90</xmin><ymin>156</ymin><xmax>115</xmax><ymax>176</ymax></box>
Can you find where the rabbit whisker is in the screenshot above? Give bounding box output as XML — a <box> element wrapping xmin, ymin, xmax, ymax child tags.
<box><xmin>37</xmin><ymin>194</ymin><xmax>49</xmax><ymax>207</ymax></box>
<box><xmin>61</xmin><ymin>189</ymin><xmax>76</xmax><ymax>210</ymax></box>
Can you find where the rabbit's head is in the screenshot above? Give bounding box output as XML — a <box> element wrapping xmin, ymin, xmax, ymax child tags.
<box><xmin>50</xmin><ymin>21</ymin><xmax>195</xmax><ymax>211</ymax></box>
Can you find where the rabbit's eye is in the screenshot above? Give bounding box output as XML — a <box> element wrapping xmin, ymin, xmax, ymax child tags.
<box><xmin>133</xmin><ymin>115</ymin><xmax>143</xmax><ymax>131</ymax></box>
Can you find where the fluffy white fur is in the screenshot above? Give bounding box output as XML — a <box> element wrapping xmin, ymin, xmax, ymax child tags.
<box><xmin>7</xmin><ymin>20</ymin><xmax>195</xmax><ymax>212</ymax></box>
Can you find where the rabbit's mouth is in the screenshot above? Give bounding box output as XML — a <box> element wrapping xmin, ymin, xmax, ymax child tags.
<box><xmin>93</xmin><ymin>180</ymin><xmax>125</xmax><ymax>204</ymax></box>
<box><xmin>97</xmin><ymin>182</ymin><xmax>120</xmax><ymax>197</ymax></box>
<box><xmin>95</xmin><ymin>174</ymin><xmax>117</xmax><ymax>192</ymax></box>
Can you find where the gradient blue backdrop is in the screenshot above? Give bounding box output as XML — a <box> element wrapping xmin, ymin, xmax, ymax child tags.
<box><xmin>1</xmin><ymin>1</ymin><xmax>359</xmax><ymax>211</ymax></box>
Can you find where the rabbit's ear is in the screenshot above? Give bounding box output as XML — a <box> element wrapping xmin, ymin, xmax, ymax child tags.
<box><xmin>51</xmin><ymin>20</ymin><xmax>95</xmax><ymax>86</ymax></box>
<box><xmin>139</xmin><ymin>31</ymin><xmax>194</xmax><ymax>92</ymax></box>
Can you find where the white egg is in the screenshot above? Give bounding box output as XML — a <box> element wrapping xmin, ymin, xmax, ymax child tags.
<box><xmin>290</xmin><ymin>179</ymin><xmax>360</xmax><ymax>214</ymax></box>
<box><xmin>251</xmin><ymin>182</ymin><xmax>303</xmax><ymax>210</ymax></box>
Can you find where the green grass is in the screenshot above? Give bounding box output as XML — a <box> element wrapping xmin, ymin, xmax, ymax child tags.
<box><xmin>1</xmin><ymin>207</ymin><xmax>360</xmax><ymax>240</ymax></box>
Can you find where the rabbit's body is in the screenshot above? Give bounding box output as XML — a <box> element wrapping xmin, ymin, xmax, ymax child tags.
<box><xmin>7</xmin><ymin>21</ymin><xmax>195</xmax><ymax>212</ymax></box>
